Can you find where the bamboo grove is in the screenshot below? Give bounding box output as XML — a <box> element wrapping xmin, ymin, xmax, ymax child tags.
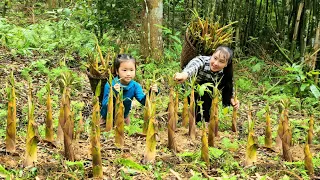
<box><xmin>166</xmin><ymin>0</ymin><xmax>320</xmax><ymax>68</ymax></box>
<box><xmin>3</xmin><ymin>69</ymin><xmax>318</xmax><ymax>177</ymax></box>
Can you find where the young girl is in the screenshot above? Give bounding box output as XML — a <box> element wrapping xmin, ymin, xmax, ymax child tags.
<box><xmin>100</xmin><ymin>54</ymin><xmax>158</xmax><ymax>125</ymax></box>
<box><xmin>174</xmin><ymin>46</ymin><xmax>239</xmax><ymax>122</ymax></box>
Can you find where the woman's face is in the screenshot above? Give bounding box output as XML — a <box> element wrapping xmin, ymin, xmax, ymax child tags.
<box><xmin>209</xmin><ymin>50</ymin><xmax>229</xmax><ymax>72</ymax></box>
<box><xmin>116</xmin><ymin>60</ymin><xmax>136</xmax><ymax>85</ymax></box>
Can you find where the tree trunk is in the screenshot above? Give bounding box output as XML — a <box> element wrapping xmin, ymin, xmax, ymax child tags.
<box><xmin>290</xmin><ymin>2</ymin><xmax>304</xmax><ymax>60</ymax></box>
<box><xmin>300</xmin><ymin>0</ymin><xmax>311</xmax><ymax>62</ymax></box>
<box><xmin>313</xmin><ymin>22</ymin><xmax>320</xmax><ymax>84</ymax></box>
<box><xmin>141</xmin><ymin>0</ymin><xmax>164</xmax><ymax>62</ymax></box>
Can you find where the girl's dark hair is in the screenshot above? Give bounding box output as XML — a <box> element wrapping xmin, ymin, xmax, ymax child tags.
<box><xmin>114</xmin><ymin>54</ymin><xmax>136</xmax><ymax>73</ymax></box>
<box><xmin>216</xmin><ymin>46</ymin><xmax>234</xmax><ymax>106</ymax></box>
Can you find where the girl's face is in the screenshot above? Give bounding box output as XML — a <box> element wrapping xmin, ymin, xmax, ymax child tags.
<box><xmin>209</xmin><ymin>50</ymin><xmax>229</xmax><ymax>72</ymax></box>
<box><xmin>116</xmin><ymin>60</ymin><xmax>136</xmax><ymax>85</ymax></box>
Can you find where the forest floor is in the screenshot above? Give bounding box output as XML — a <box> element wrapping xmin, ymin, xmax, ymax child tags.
<box><xmin>0</xmin><ymin>47</ymin><xmax>320</xmax><ymax>180</ymax></box>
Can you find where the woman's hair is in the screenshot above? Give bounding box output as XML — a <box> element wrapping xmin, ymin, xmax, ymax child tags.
<box><xmin>215</xmin><ymin>46</ymin><xmax>234</xmax><ymax>106</ymax></box>
<box><xmin>214</xmin><ymin>46</ymin><xmax>233</xmax><ymax>64</ymax></box>
<box><xmin>114</xmin><ymin>54</ymin><xmax>136</xmax><ymax>73</ymax></box>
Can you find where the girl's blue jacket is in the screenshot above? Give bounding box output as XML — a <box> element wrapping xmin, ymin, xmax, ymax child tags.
<box><xmin>101</xmin><ymin>77</ymin><xmax>147</xmax><ymax>119</ymax></box>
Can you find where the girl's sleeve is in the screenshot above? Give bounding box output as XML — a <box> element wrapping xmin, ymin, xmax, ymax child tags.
<box><xmin>134</xmin><ymin>83</ymin><xmax>146</xmax><ymax>105</ymax></box>
<box><xmin>100</xmin><ymin>83</ymin><xmax>111</xmax><ymax>119</ymax></box>
<box><xmin>182</xmin><ymin>56</ymin><xmax>206</xmax><ymax>78</ymax></box>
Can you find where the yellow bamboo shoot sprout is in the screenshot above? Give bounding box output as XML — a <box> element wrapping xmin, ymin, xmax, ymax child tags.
<box><xmin>231</xmin><ymin>88</ymin><xmax>238</xmax><ymax>132</ymax></box>
<box><xmin>208</xmin><ymin>87</ymin><xmax>219</xmax><ymax>146</ymax></box>
<box><xmin>45</xmin><ymin>78</ymin><xmax>54</xmax><ymax>142</ymax></box>
<box><xmin>144</xmin><ymin>103</ymin><xmax>157</xmax><ymax>162</ymax></box>
<box><xmin>264</xmin><ymin>105</ymin><xmax>272</xmax><ymax>148</ymax></box>
<box><xmin>308</xmin><ymin>115</ymin><xmax>314</xmax><ymax>144</ymax></box>
<box><xmin>106</xmin><ymin>70</ymin><xmax>114</xmax><ymax>132</ymax></box>
<box><xmin>76</xmin><ymin>111</ymin><xmax>84</xmax><ymax>139</ymax></box>
<box><xmin>281</xmin><ymin>99</ymin><xmax>292</xmax><ymax>162</ymax></box>
<box><xmin>275</xmin><ymin>107</ymin><xmax>284</xmax><ymax>150</ymax></box>
<box><xmin>6</xmin><ymin>72</ymin><xmax>16</xmax><ymax>153</ymax></box>
<box><xmin>115</xmin><ymin>91</ymin><xmax>124</xmax><ymax>148</ymax></box>
<box><xmin>201</xmin><ymin>124</ymin><xmax>209</xmax><ymax>166</ymax></box>
<box><xmin>24</xmin><ymin>80</ymin><xmax>38</xmax><ymax>167</ymax></box>
<box><xmin>213</xmin><ymin>87</ymin><xmax>219</xmax><ymax>137</ymax></box>
<box><xmin>189</xmin><ymin>88</ymin><xmax>196</xmax><ymax>140</ymax></box>
<box><xmin>168</xmin><ymin>87</ymin><xmax>177</xmax><ymax>151</ymax></box>
<box><xmin>57</xmin><ymin>102</ymin><xmax>64</xmax><ymax>144</ymax></box>
<box><xmin>182</xmin><ymin>96</ymin><xmax>189</xmax><ymax>128</ymax></box>
<box><xmin>95</xmin><ymin>37</ymin><xmax>105</xmax><ymax>67</ymax></box>
<box><xmin>174</xmin><ymin>91</ymin><xmax>179</xmax><ymax>129</ymax></box>
<box><xmin>245</xmin><ymin>103</ymin><xmax>257</xmax><ymax>166</ymax></box>
<box><xmin>91</xmin><ymin>81</ymin><xmax>103</xmax><ymax>178</ymax></box>
<box><xmin>60</xmin><ymin>72</ymin><xmax>75</xmax><ymax>161</ymax></box>
<box><xmin>304</xmin><ymin>143</ymin><xmax>314</xmax><ymax>175</ymax></box>
<box><xmin>143</xmin><ymin>93</ymin><xmax>151</xmax><ymax>134</ymax></box>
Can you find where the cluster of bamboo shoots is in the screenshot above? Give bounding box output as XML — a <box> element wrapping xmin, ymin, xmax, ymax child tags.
<box><xmin>187</xmin><ymin>10</ymin><xmax>237</xmax><ymax>55</ymax></box>
<box><xmin>274</xmin><ymin>99</ymin><xmax>293</xmax><ymax>162</ymax></box>
<box><xmin>263</xmin><ymin>102</ymin><xmax>314</xmax><ymax>176</ymax></box>
<box><xmin>87</xmin><ymin>39</ymin><xmax>114</xmax><ymax>78</ymax></box>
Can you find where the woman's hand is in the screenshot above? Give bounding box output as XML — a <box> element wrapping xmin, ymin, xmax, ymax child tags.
<box><xmin>231</xmin><ymin>98</ymin><xmax>240</xmax><ymax>109</ymax></box>
<box><xmin>174</xmin><ymin>72</ymin><xmax>188</xmax><ymax>83</ymax></box>
<box><xmin>114</xmin><ymin>83</ymin><xmax>121</xmax><ymax>92</ymax></box>
<box><xmin>150</xmin><ymin>84</ymin><xmax>158</xmax><ymax>93</ymax></box>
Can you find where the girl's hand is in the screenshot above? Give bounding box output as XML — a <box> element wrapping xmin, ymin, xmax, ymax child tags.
<box><xmin>174</xmin><ymin>72</ymin><xmax>188</xmax><ymax>83</ymax></box>
<box><xmin>150</xmin><ymin>84</ymin><xmax>158</xmax><ymax>93</ymax></box>
<box><xmin>114</xmin><ymin>83</ymin><xmax>121</xmax><ymax>92</ymax></box>
<box><xmin>231</xmin><ymin>98</ymin><xmax>240</xmax><ymax>109</ymax></box>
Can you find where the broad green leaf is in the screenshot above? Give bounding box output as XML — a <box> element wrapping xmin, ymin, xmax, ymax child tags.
<box><xmin>209</xmin><ymin>147</ymin><xmax>224</xmax><ymax>158</ymax></box>
<box><xmin>116</xmin><ymin>158</ymin><xmax>145</xmax><ymax>171</ymax></box>
<box><xmin>310</xmin><ymin>85</ymin><xmax>320</xmax><ymax>98</ymax></box>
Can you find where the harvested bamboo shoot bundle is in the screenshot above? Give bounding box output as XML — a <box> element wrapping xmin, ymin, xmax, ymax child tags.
<box><xmin>6</xmin><ymin>72</ymin><xmax>17</xmax><ymax>153</ymax></box>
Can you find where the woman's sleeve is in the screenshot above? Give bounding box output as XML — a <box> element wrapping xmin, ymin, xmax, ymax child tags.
<box><xmin>134</xmin><ymin>83</ymin><xmax>146</xmax><ymax>105</ymax></box>
<box><xmin>100</xmin><ymin>83</ymin><xmax>111</xmax><ymax>119</ymax></box>
<box><xmin>182</xmin><ymin>56</ymin><xmax>206</xmax><ymax>78</ymax></box>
